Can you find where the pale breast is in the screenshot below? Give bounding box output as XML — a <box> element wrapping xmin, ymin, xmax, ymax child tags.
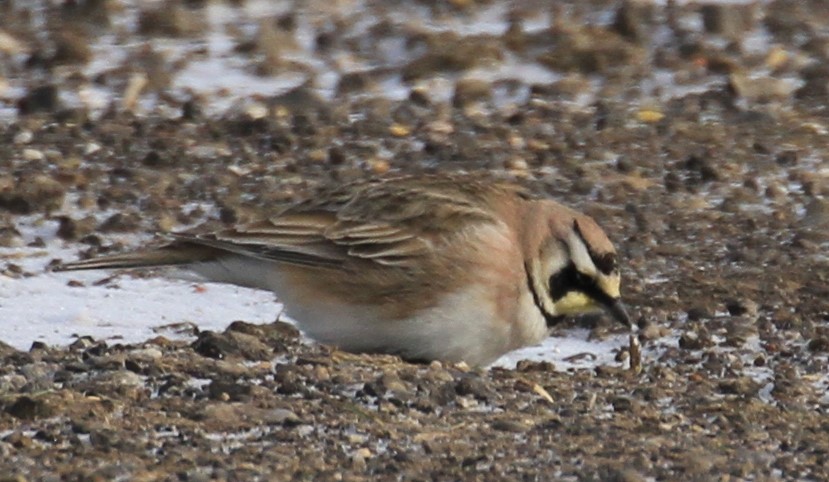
<box><xmin>288</xmin><ymin>283</ymin><xmax>537</xmax><ymax>366</ymax></box>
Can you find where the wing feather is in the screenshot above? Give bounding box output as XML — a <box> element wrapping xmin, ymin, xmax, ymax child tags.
<box><xmin>173</xmin><ymin>175</ymin><xmax>518</xmax><ymax>270</ymax></box>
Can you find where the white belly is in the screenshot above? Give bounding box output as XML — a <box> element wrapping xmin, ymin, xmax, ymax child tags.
<box><xmin>190</xmin><ymin>256</ymin><xmax>549</xmax><ymax>366</ymax></box>
<box><xmin>291</xmin><ymin>286</ymin><xmax>516</xmax><ymax>365</ymax></box>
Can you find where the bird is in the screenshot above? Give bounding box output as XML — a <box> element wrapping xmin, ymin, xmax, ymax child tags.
<box><xmin>56</xmin><ymin>174</ymin><xmax>631</xmax><ymax>366</ymax></box>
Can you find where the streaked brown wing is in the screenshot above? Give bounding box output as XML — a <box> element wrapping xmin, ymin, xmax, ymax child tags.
<box><xmin>176</xmin><ymin>175</ymin><xmax>510</xmax><ymax>270</ymax></box>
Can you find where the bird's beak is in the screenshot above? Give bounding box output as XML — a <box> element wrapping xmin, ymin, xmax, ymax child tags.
<box><xmin>605</xmin><ymin>298</ymin><xmax>631</xmax><ymax>327</ymax></box>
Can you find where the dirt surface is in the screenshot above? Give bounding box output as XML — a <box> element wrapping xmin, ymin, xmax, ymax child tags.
<box><xmin>1</xmin><ymin>0</ymin><xmax>829</xmax><ymax>480</ymax></box>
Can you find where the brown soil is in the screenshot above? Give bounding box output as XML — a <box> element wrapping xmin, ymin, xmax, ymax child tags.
<box><xmin>1</xmin><ymin>0</ymin><xmax>828</xmax><ymax>480</ymax></box>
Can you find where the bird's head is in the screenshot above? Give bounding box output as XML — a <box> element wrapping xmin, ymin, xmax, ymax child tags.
<box><xmin>526</xmin><ymin>204</ymin><xmax>630</xmax><ymax>328</ymax></box>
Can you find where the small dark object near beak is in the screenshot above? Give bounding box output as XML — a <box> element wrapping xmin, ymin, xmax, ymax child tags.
<box><xmin>607</xmin><ymin>299</ymin><xmax>631</xmax><ymax>327</ymax></box>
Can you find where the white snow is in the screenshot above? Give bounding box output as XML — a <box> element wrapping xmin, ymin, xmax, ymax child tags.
<box><xmin>0</xmin><ymin>245</ymin><xmax>280</xmax><ymax>349</ymax></box>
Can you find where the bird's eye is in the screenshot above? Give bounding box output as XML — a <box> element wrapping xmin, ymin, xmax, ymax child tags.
<box><xmin>549</xmin><ymin>264</ymin><xmax>594</xmax><ymax>301</ymax></box>
<box><xmin>574</xmin><ymin>271</ymin><xmax>592</xmax><ymax>286</ymax></box>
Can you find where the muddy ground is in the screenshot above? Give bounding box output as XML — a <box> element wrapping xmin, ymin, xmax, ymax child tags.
<box><xmin>1</xmin><ymin>0</ymin><xmax>829</xmax><ymax>480</ymax></box>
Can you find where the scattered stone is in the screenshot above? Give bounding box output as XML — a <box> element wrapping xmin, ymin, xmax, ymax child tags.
<box><xmin>55</xmin><ymin>215</ymin><xmax>97</xmax><ymax>241</ymax></box>
<box><xmin>536</xmin><ymin>26</ymin><xmax>643</xmax><ymax>74</ymax></box>
<box><xmin>679</xmin><ymin>331</ymin><xmax>710</xmax><ymax>350</ymax></box>
<box><xmin>13</xmin><ymin>130</ymin><xmax>32</xmax><ymax>144</ymax></box>
<box><xmin>515</xmin><ymin>360</ymin><xmax>555</xmax><ymax>373</ymax></box>
<box><xmin>455</xmin><ymin>375</ymin><xmax>495</xmax><ymax>401</ymax></box>
<box><xmin>138</xmin><ymin>4</ymin><xmax>204</xmax><ymax>37</ymax></box>
<box><xmin>5</xmin><ymin>396</ymin><xmax>54</xmax><ymax>420</ymax></box>
<box><xmin>0</xmin><ymin>174</ymin><xmax>65</xmax><ymax>214</ymax></box>
<box><xmin>490</xmin><ymin>418</ymin><xmax>531</xmax><ymax>433</ymax></box>
<box><xmin>97</xmin><ymin>212</ymin><xmax>141</xmax><ymax>232</ymax></box>
<box><xmin>207</xmin><ymin>379</ymin><xmax>252</xmax><ymax>401</ymax></box>
<box><xmin>807</xmin><ymin>338</ymin><xmax>829</xmax><ymax>352</ymax></box>
<box><xmin>17</xmin><ymin>84</ymin><xmax>60</xmax><ymax>114</ymax></box>
<box><xmin>725</xmin><ymin>298</ymin><xmax>759</xmax><ymax>317</ymax></box>
<box><xmin>452</xmin><ymin>78</ymin><xmax>491</xmax><ymax>107</ymax></box>
<box><xmin>402</xmin><ymin>33</ymin><xmax>503</xmax><ymax>82</ymax></box>
<box><xmin>191</xmin><ymin>329</ymin><xmax>273</xmax><ymax>361</ymax></box>
<box><xmin>775</xmin><ymin>150</ymin><xmax>798</xmax><ymax>165</ymax></box>
<box><xmin>728</xmin><ymin>72</ymin><xmax>795</xmax><ymax>102</ymax></box>
<box><xmin>718</xmin><ymin>377</ymin><xmax>761</xmax><ymax>397</ymax></box>
<box><xmin>686</xmin><ymin>306</ymin><xmax>712</xmax><ymax>321</ymax></box>
<box><xmin>51</xmin><ymin>30</ymin><xmax>92</xmax><ymax>64</ymax></box>
<box><xmin>700</xmin><ymin>3</ymin><xmax>757</xmax><ymax>39</ymax></box>
<box><xmin>612</xmin><ymin>0</ymin><xmax>655</xmax><ymax>44</ymax></box>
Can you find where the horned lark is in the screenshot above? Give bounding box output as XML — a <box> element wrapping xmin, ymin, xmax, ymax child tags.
<box><xmin>56</xmin><ymin>174</ymin><xmax>630</xmax><ymax>365</ymax></box>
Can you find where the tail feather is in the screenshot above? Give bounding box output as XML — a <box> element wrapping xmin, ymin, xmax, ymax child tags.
<box><xmin>54</xmin><ymin>244</ymin><xmax>223</xmax><ymax>272</ymax></box>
